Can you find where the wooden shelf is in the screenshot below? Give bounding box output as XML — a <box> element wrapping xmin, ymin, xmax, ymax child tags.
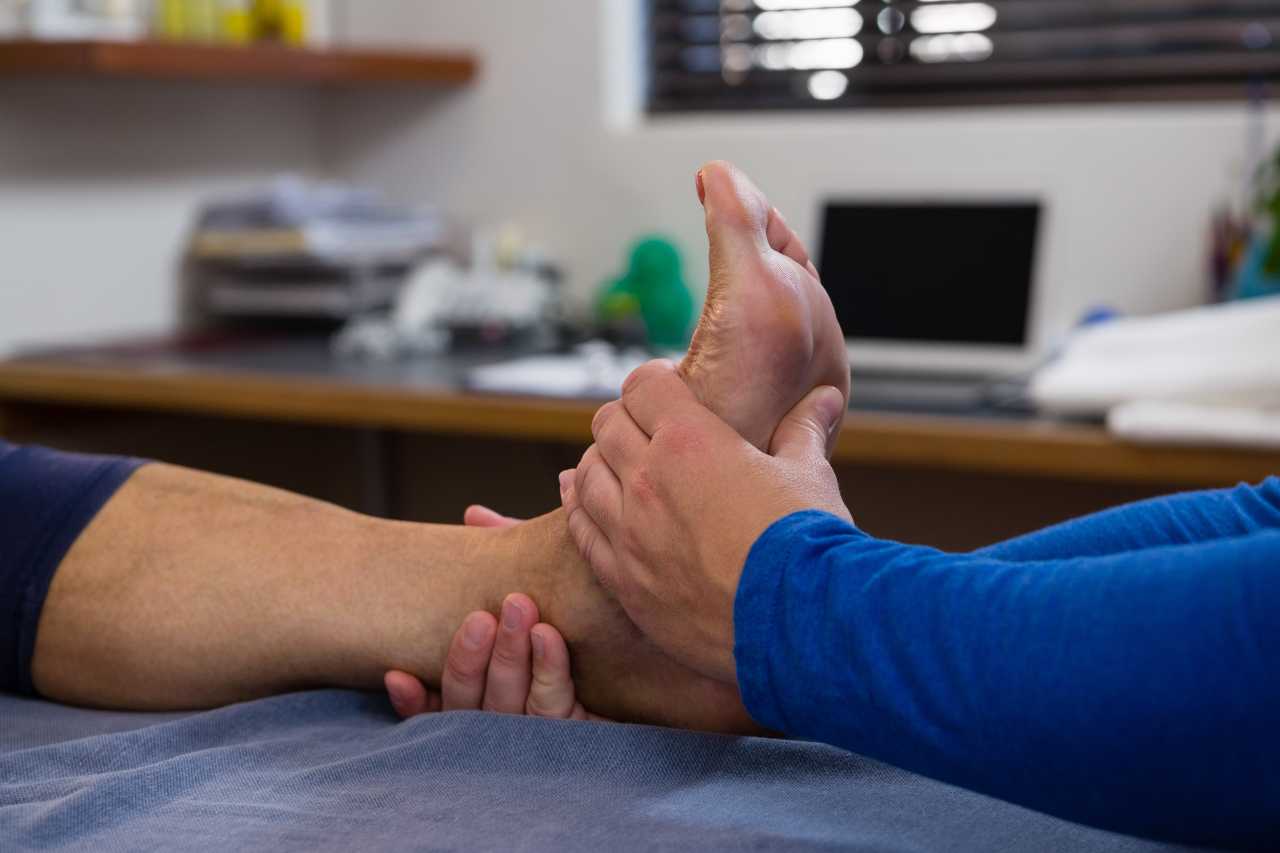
<box><xmin>0</xmin><ymin>38</ymin><xmax>478</xmax><ymax>86</ymax></box>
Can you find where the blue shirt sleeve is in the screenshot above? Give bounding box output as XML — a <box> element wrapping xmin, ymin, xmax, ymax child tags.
<box><xmin>0</xmin><ymin>440</ymin><xmax>146</xmax><ymax>696</ymax></box>
<box><xmin>977</xmin><ymin>478</ymin><xmax>1280</xmax><ymax>561</ymax></box>
<box><xmin>734</xmin><ymin>485</ymin><xmax>1280</xmax><ymax>850</ymax></box>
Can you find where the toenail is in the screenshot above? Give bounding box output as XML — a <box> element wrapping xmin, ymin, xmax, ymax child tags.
<box><xmin>531</xmin><ymin>631</ymin><xmax>545</xmax><ymax>660</ymax></box>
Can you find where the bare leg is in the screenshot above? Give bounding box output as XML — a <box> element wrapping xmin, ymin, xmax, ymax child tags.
<box><xmin>31</xmin><ymin>464</ymin><xmax>751</xmax><ymax>729</ymax></box>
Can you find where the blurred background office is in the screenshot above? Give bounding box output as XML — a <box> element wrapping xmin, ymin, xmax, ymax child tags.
<box><xmin>1</xmin><ymin>0</ymin><xmax>1277</xmax><ymax>548</ymax></box>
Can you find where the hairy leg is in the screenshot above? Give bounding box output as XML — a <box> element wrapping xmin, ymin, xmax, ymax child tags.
<box><xmin>31</xmin><ymin>464</ymin><xmax>752</xmax><ymax>730</ymax></box>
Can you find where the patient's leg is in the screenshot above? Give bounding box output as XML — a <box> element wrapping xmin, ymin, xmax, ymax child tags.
<box><xmin>32</xmin><ymin>162</ymin><xmax>846</xmax><ymax>730</ymax></box>
<box><xmin>31</xmin><ymin>464</ymin><xmax>747</xmax><ymax>728</ymax></box>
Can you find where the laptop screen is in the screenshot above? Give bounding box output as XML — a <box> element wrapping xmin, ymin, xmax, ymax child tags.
<box><xmin>817</xmin><ymin>202</ymin><xmax>1040</xmax><ymax>348</ymax></box>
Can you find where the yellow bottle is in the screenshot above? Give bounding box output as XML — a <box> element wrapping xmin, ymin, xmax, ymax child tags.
<box><xmin>218</xmin><ymin>0</ymin><xmax>252</xmax><ymax>44</ymax></box>
<box><xmin>187</xmin><ymin>0</ymin><xmax>218</xmax><ymax>41</ymax></box>
<box><xmin>281</xmin><ymin>0</ymin><xmax>306</xmax><ymax>45</ymax></box>
<box><xmin>250</xmin><ymin>0</ymin><xmax>306</xmax><ymax>44</ymax></box>
<box><xmin>154</xmin><ymin>0</ymin><xmax>187</xmax><ymax>39</ymax></box>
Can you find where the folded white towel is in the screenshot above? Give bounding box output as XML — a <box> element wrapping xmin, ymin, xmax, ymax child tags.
<box><xmin>1108</xmin><ymin>400</ymin><xmax>1280</xmax><ymax>449</ymax></box>
<box><xmin>1031</xmin><ymin>298</ymin><xmax>1280</xmax><ymax>417</ymax></box>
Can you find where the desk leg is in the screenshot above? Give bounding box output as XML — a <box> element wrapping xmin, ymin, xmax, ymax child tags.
<box><xmin>358</xmin><ymin>428</ymin><xmax>399</xmax><ymax>519</ymax></box>
<box><xmin>0</xmin><ymin>403</ymin><xmax>39</xmax><ymax>441</ymax></box>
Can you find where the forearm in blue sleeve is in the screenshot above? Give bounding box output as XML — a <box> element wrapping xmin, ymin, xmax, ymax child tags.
<box><xmin>735</xmin><ymin>510</ymin><xmax>1280</xmax><ymax>849</ymax></box>
<box><xmin>0</xmin><ymin>440</ymin><xmax>145</xmax><ymax>695</ymax></box>
<box><xmin>977</xmin><ymin>477</ymin><xmax>1280</xmax><ymax>562</ymax></box>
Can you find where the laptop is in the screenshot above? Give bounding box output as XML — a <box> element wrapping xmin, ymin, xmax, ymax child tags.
<box><xmin>817</xmin><ymin>200</ymin><xmax>1043</xmax><ymax>412</ymax></box>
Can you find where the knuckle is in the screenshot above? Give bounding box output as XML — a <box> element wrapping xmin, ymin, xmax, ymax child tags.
<box><xmin>488</xmin><ymin>641</ymin><xmax>526</xmax><ymax>671</ymax></box>
<box><xmin>591</xmin><ymin>402</ymin><xmax>617</xmax><ymax>440</ymax></box>
<box><xmin>621</xmin><ymin>359</ymin><xmax>677</xmax><ymax>397</ymax></box>
<box><xmin>592</xmin><ymin>565</ymin><xmax>616</xmax><ymax>594</ymax></box>
<box><xmin>652</xmin><ymin>422</ymin><xmax>703</xmax><ymax>458</ymax></box>
<box><xmin>629</xmin><ymin>463</ymin><xmax>660</xmax><ymax>505</ymax></box>
<box><xmin>444</xmin><ymin>654</ymin><xmax>483</xmax><ymax>686</ymax></box>
<box><xmin>525</xmin><ymin>690</ymin><xmax>566</xmax><ymax>718</ymax></box>
<box><xmin>571</xmin><ymin>512</ymin><xmax>601</xmax><ymax>565</ymax></box>
<box><xmin>481</xmin><ymin>695</ymin><xmax>509</xmax><ymax>713</ymax></box>
<box><xmin>619</xmin><ymin>524</ymin><xmax>648</xmax><ymax>560</ymax></box>
<box><xmin>582</xmin><ymin>467</ymin><xmax>611</xmax><ymax>507</ymax></box>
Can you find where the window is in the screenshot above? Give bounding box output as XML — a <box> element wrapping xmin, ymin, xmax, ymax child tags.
<box><xmin>648</xmin><ymin>0</ymin><xmax>1280</xmax><ymax>111</ymax></box>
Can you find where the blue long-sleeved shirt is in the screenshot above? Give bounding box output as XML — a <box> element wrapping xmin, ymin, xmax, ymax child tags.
<box><xmin>734</xmin><ymin>478</ymin><xmax>1280</xmax><ymax>850</ymax></box>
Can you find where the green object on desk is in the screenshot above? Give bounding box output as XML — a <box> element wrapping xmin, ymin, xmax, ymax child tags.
<box><xmin>598</xmin><ymin>237</ymin><xmax>694</xmax><ymax>349</ymax></box>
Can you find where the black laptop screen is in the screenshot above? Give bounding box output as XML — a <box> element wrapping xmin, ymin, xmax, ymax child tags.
<box><xmin>817</xmin><ymin>202</ymin><xmax>1040</xmax><ymax>347</ymax></box>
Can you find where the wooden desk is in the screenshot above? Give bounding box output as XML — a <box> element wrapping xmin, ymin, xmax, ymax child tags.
<box><xmin>1</xmin><ymin>341</ymin><xmax>1276</xmax><ymax>548</ymax></box>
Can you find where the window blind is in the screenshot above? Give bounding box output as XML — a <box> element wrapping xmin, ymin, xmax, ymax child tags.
<box><xmin>649</xmin><ymin>0</ymin><xmax>1280</xmax><ymax>110</ymax></box>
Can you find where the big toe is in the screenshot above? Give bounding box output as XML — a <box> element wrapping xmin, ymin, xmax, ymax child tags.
<box><xmin>699</xmin><ymin>160</ymin><xmax>817</xmax><ymax>288</ymax></box>
<box><xmin>698</xmin><ymin>160</ymin><xmax>771</xmax><ymax>262</ymax></box>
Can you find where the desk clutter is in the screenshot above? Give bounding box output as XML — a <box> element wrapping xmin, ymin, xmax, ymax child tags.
<box><xmin>188</xmin><ymin>176</ymin><xmax>445</xmax><ymax>323</ymax></box>
<box><xmin>466</xmin><ymin>342</ymin><xmax>653</xmax><ymax>399</ymax></box>
<box><xmin>190</xmin><ymin>176</ymin><xmax>444</xmax><ymax>268</ymax></box>
<box><xmin>1031</xmin><ymin>297</ymin><xmax>1280</xmax><ymax>449</ymax></box>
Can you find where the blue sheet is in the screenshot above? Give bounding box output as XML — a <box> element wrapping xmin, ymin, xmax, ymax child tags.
<box><xmin>0</xmin><ymin>690</ymin><xmax>1207</xmax><ymax>852</ymax></box>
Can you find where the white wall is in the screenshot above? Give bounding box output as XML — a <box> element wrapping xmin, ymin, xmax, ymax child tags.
<box><xmin>0</xmin><ymin>80</ymin><xmax>326</xmax><ymax>353</ymax></box>
<box><xmin>2</xmin><ymin>1</ymin><xmax>1272</xmax><ymax>355</ymax></box>
<box><xmin>331</xmin><ymin>0</ymin><xmax>1276</xmax><ymax>350</ymax></box>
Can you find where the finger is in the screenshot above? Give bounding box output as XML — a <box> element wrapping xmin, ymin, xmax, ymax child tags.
<box><xmin>574</xmin><ymin>444</ymin><xmax>623</xmax><ymax>534</ymax></box>
<box><xmin>558</xmin><ymin>467</ymin><xmax>578</xmax><ymax>514</ymax></box>
<box><xmin>769</xmin><ymin>385</ymin><xmax>847</xmax><ymax>462</ymax></box>
<box><xmin>463</xmin><ymin>505</ymin><xmax>521</xmax><ymax>528</ymax></box>
<box><xmin>621</xmin><ymin>359</ymin><xmax>711</xmax><ymax>438</ymax></box>
<box><xmin>482</xmin><ymin>594</ymin><xmax>540</xmax><ymax>714</ymax></box>
<box><xmin>591</xmin><ymin>400</ymin><xmax>650</xmax><ymax>482</ymax></box>
<box><xmin>525</xmin><ymin>623</ymin><xmax>583</xmax><ymax>719</ymax></box>
<box><xmin>384</xmin><ymin>670</ymin><xmax>441</xmax><ymax>718</ymax></box>
<box><xmin>441</xmin><ymin>611</ymin><xmax>498</xmax><ymax>711</ymax></box>
<box><xmin>562</xmin><ymin>469</ymin><xmax>618</xmax><ymax>585</ymax></box>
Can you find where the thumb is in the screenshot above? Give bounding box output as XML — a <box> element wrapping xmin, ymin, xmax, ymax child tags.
<box><xmin>768</xmin><ymin>385</ymin><xmax>846</xmax><ymax>461</ymax></box>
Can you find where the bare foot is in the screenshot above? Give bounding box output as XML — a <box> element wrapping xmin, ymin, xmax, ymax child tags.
<box><xmin>681</xmin><ymin>161</ymin><xmax>849</xmax><ymax>452</ymax></box>
<box><xmin>524</xmin><ymin>164</ymin><xmax>847</xmax><ymax>729</ymax></box>
<box><xmin>505</xmin><ymin>511</ymin><xmax>757</xmax><ymax>730</ymax></box>
<box><xmin>385</xmin><ymin>163</ymin><xmax>846</xmax><ymax>733</ymax></box>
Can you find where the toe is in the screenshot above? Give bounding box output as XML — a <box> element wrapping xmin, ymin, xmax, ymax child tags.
<box><xmin>766</xmin><ymin>205</ymin><xmax>818</xmax><ymax>277</ymax></box>
<box><xmin>699</xmin><ymin>160</ymin><xmax>770</xmax><ymax>251</ymax></box>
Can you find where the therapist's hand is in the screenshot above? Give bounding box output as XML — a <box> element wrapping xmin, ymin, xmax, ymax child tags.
<box><xmin>384</xmin><ymin>504</ymin><xmax>520</xmax><ymax>718</ymax></box>
<box><xmin>561</xmin><ymin>360</ymin><xmax>850</xmax><ymax>685</ymax></box>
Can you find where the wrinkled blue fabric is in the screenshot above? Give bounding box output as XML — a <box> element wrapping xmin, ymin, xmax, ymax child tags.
<box><xmin>0</xmin><ymin>691</ymin><xmax>1204</xmax><ymax>852</ymax></box>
